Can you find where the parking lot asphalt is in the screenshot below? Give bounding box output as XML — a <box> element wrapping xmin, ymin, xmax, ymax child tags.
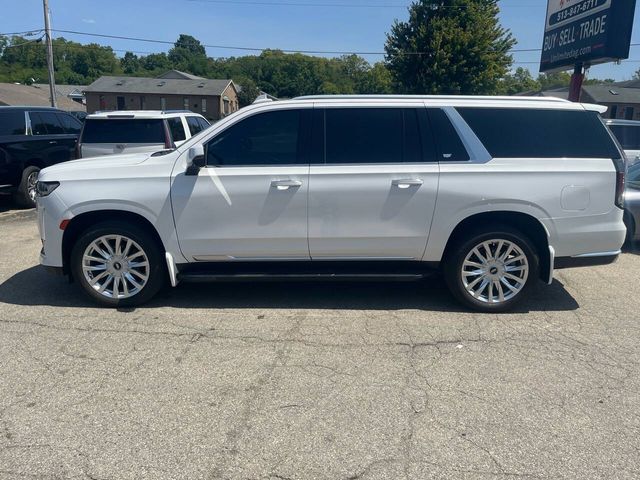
<box><xmin>0</xmin><ymin>197</ymin><xmax>639</xmax><ymax>480</ymax></box>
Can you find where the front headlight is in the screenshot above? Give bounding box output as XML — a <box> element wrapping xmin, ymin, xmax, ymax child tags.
<box><xmin>36</xmin><ymin>181</ymin><xmax>60</xmax><ymax>197</ymax></box>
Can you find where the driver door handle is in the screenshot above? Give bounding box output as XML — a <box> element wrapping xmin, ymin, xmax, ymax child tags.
<box><xmin>271</xmin><ymin>179</ymin><xmax>302</xmax><ymax>190</ymax></box>
<box><xmin>392</xmin><ymin>178</ymin><xmax>423</xmax><ymax>189</ymax></box>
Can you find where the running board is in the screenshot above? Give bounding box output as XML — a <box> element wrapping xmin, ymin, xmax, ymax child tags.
<box><xmin>178</xmin><ymin>272</ymin><xmax>425</xmax><ymax>283</ymax></box>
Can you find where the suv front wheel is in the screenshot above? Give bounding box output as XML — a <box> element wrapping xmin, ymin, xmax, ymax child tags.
<box><xmin>444</xmin><ymin>226</ymin><xmax>539</xmax><ymax>313</ymax></box>
<box><xmin>71</xmin><ymin>222</ymin><xmax>165</xmax><ymax>307</ymax></box>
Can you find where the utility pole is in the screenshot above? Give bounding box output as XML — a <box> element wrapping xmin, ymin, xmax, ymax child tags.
<box><xmin>42</xmin><ymin>0</ymin><xmax>56</xmax><ymax>107</ymax></box>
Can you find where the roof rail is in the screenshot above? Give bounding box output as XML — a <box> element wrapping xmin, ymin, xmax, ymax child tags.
<box><xmin>253</xmin><ymin>93</ymin><xmax>274</xmax><ymax>104</ymax></box>
<box><xmin>292</xmin><ymin>94</ymin><xmax>571</xmax><ymax>103</ymax></box>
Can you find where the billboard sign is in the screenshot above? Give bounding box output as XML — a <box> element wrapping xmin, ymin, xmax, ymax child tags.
<box><xmin>540</xmin><ymin>0</ymin><xmax>636</xmax><ymax>72</ymax></box>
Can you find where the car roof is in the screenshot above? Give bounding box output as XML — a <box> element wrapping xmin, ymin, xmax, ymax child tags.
<box><xmin>0</xmin><ymin>105</ymin><xmax>69</xmax><ymax>112</ymax></box>
<box><xmin>86</xmin><ymin>110</ymin><xmax>205</xmax><ymax>119</ymax></box>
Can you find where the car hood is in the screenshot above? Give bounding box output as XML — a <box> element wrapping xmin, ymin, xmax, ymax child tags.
<box><xmin>39</xmin><ymin>152</ymin><xmax>155</xmax><ymax>181</ymax></box>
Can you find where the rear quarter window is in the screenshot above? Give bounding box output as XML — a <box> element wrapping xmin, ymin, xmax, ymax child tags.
<box><xmin>81</xmin><ymin>119</ymin><xmax>165</xmax><ymax>143</ymax></box>
<box><xmin>608</xmin><ymin>124</ymin><xmax>640</xmax><ymax>150</ymax></box>
<box><xmin>457</xmin><ymin>107</ymin><xmax>621</xmax><ymax>159</ymax></box>
<box><xmin>0</xmin><ymin>110</ymin><xmax>26</xmax><ymax>135</ymax></box>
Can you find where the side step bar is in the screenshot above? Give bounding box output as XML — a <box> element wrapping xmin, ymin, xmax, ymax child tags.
<box><xmin>178</xmin><ymin>273</ymin><xmax>426</xmax><ymax>283</ymax></box>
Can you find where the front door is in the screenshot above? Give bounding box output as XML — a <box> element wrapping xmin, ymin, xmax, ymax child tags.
<box><xmin>172</xmin><ymin>108</ymin><xmax>311</xmax><ymax>261</ymax></box>
<box><xmin>308</xmin><ymin>106</ymin><xmax>439</xmax><ymax>260</ymax></box>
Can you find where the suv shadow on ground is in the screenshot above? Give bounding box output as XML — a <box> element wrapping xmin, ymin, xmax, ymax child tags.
<box><xmin>0</xmin><ymin>265</ymin><xmax>579</xmax><ymax>313</ymax></box>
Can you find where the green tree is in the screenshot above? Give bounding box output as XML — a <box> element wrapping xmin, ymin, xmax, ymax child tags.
<box><xmin>121</xmin><ymin>51</ymin><xmax>140</xmax><ymax>74</ymax></box>
<box><xmin>235</xmin><ymin>76</ymin><xmax>260</xmax><ymax>106</ymax></box>
<box><xmin>537</xmin><ymin>71</ymin><xmax>571</xmax><ymax>90</ymax></box>
<box><xmin>499</xmin><ymin>67</ymin><xmax>540</xmax><ymax>95</ymax></box>
<box><xmin>385</xmin><ymin>0</ymin><xmax>515</xmax><ymax>94</ymax></box>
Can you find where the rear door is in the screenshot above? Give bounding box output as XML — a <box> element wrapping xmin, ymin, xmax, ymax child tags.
<box><xmin>28</xmin><ymin>111</ymin><xmax>77</xmax><ymax>166</ymax></box>
<box><xmin>308</xmin><ymin>105</ymin><xmax>439</xmax><ymax>260</ymax></box>
<box><xmin>80</xmin><ymin>118</ymin><xmax>166</xmax><ymax>157</ymax></box>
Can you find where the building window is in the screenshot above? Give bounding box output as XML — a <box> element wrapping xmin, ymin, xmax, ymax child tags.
<box><xmin>160</xmin><ymin>97</ymin><xmax>166</xmax><ymax>111</ymax></box>
<box><xmin>625</xmin><ymin>106</ymin><xmax>634</xmax><ymax>120</ymax></box>
<box><xmin>223</xmin><ymin>98</ymin><xmax>230</xmax><ymax>115</ymax></box>
<box><xmin>183</xmin><ymin>98</ymin><xmax>190</xmax><ymax>110</ymax></box>
<box><xmin>140</xmin><ymin>96</ymin><xmax>146</xmax><ymax>109</ymax></box>
<box><xmin>116</xmin><ymin>96</ymin><xmax>125</xmax><ymax>110</ymax></box>
<box><xmin>201</xmin><ymin>98</ymin><xmax>207</xmax><ymax>113</ymax></box>
<box><xmin>610</xmin><ymin>105</ymin><xmax>618</xmax><ymax>119</ymax></box>
<box><xmin>99</xmin><ymin>95</ymin><xmax>106</xmax><ymax>111</ymax></box>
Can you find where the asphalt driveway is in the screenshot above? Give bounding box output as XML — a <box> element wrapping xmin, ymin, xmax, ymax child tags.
<box><xmin>1</xmin><ymin>199</ymin><xmax>639</xmax><ymax>479</ymax></box>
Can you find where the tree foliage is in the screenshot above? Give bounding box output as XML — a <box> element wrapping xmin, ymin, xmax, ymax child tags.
<box><xmin>385</xmin><ymin>0</ymin><xmax>516</xmax><ymax>94</ymax></box>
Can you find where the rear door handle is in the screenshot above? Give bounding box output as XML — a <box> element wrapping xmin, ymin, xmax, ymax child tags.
<box><xmin>392</xmin><ymin>179</ymin><xmax>423</xmax><ymax>189</ymax></box>
<box><xmin>271</xmin><ymin>179</ymin><xmax>302</xmax><ymax>190</ymax></box>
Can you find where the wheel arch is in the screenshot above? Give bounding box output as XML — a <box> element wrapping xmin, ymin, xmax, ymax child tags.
<box><xmin>61</xmin><ymin>210</ymin><xmax>167</xmax><ymax>276</ymax></box>
<box><xmin>442</xmin><ymin>211</ymin><xmax>551</xmax><ymax>282</ymax></box>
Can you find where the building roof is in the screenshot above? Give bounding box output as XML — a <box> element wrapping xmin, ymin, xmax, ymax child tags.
<box><xmin>581</xmin><ymin>84</ymin><xmax>640</xmax><ymax>104</ymax></box>
<box><xmin>0</xmin><ymin>83</ymin><xmax>85</xmax><ymax>110</ymax></box>
<box><xmin>84</xmin><ymin>76</ymin><xmax>235</xmax><ymax>96</ymax></box>
<box><xmin>156</xmin><ymin>70</ymin><xmax>205</xmax><ymax>80</ymax></box>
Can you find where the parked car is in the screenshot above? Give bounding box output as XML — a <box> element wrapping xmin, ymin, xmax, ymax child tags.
<box><xmin>36</xmin><ymin>95</ymin><xmax>627</xmax><ymax>312</ymax></box>
<box><xmin>624</xmin><ymin>162</ymin><xmax>640</xmax><ymax>243</ymax></box>
<box><xmin>78</xmin><ymin>110</ymin><xmax>210</xmax><ymax>158</ymax></box>
<box><xmin>605</xmin><ymin>119</ymin><xmax>640</xmax><ymax>166</ymax></box>
<box><xmin>0</xmin><ymin>106</ymin><xmax>82</xmax><ymax>207</ymax></box>
<box><xmin>68</xmin><ymin>111</ymin><xmax>87</xmax><ymax>123</ymax></box>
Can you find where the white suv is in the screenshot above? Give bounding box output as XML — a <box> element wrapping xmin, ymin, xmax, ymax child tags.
<box><xmin>36</xmin><ymin>95</ymin><xmax>627</xmax><ymax>312</ymax></box>
<box><xmin>78</xmin><ymin>110</ymin><xmax>210</xmax><ymax>158</ymax></box>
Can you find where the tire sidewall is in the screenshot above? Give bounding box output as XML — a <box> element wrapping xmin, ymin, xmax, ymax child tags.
<box><xmin>444</xmin><ymin>227</ymin><xmax>540</xmax><ymax>313</ymax></box>
<box><xmin>70</xmin><ymin>222</ymin><xmax>165</xmax><ymax>307</ymax></box>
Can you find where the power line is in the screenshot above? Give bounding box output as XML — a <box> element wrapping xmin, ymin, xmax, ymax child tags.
<box><xmin>0</xmin><ymin>29</ymin><xmax>43</xmax><ymax>36</ymax></box>
<box><xmin>187</xmin><ymin>0</ymin><xmax>542</xmax><ymax>7</ymax></box>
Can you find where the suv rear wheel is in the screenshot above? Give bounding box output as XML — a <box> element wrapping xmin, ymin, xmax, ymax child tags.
<box><xmin>70</xmin><ymin>222</ymin><xmax>165</xmax><ymax>307</ymax></box>
<box><xmin>14</xmin><ymin>166</ymin><xmax>40</xmax><ymax>208</ymax></box>
<box><xmin>444</xmin><ymin>226</ymin><xmax>539</xmax><ymax>313</ymax></box>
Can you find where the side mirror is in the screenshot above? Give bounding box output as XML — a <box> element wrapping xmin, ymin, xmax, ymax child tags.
<box><xmin>186</xmin><ymin>144</ymin><xmax>206</xmax><ymax>176</ymax></box>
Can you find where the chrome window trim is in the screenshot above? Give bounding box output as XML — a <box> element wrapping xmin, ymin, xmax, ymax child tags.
<box><xmin>440</xmin><ymin>106</ymin><xmax>492</xmax><ymax>164</ymax></box>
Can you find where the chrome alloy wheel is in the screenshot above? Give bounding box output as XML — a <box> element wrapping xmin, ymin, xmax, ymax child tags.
<box><xmin>27</xmin><ymin>171</ymin><xmax>39</xmax><ymax>202</ymax></box>
<box><xmin>461</xmin><ymin>239</ymin><xmax>529</xmax><ymax>304</ymax></box>
<box><xmin>81</xmin><ymin>235</ymin><xmax>150</xmax><ymax>299</ymax></box>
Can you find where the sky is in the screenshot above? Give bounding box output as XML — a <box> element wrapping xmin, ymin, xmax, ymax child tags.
<box><xmin>2</xmin><ymin>0</ymin><xmax>640</xmax><ymax>81</ymax></box>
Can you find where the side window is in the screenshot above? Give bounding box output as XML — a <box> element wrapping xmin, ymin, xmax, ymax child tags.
<box><xmin>57</xmin><ymin>113</ymin><xmax>81</xmax><ymax>134</ymax></box>
<box><xmin>457</xmin><ymin>108</ymin><xmax>621</xmax><ymax>159</ymax></box>
<box><xmin>197</xmin><ymin>117</ymin><xmax>210</xmax><ymax>131</ymax></box>
<box><xmin>0</xmin><ymin>111</ymin><xmax>26</xmax><ymax>135</ymax></box>
<box><xmin>324</xmin><ymin>108</ymin><xmax>424</xmax><ymax>164</ymax></box>
<box><xmin>206</xmin><ymin>109</ymin><xmax>301</xmax><ymax>166</ymax></box>
<box><xmin>36</xmin><ymin>111</ymin><xmax>65</xmax><ymax>135</ymax></box>
<box><xmin>609</xmin><ymin>125</ymin><xmax>640</xmax><ymax>150</ymax></box>
<box><xmin>186</xmin><ymin>117</ymin><xmax>203</xmax><ymax>136</ymax></box>
<box><xmin>167</xmin><ymin>117</ymin><xmax>186</xmax><ymax>142</ymax></box>
<box><xmin>427</xmin><ymin>109</ymin><xmax>470</xmax><ymax>161</ymax></box>
<box><xmin>30</xmin><ymin>112</ymin><xmax>48</xmax><ymax>135</ymax></box>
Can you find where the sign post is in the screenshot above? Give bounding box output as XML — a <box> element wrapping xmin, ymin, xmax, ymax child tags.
<box><xmin>540</xmin><ymin>0</ymin><xmax>637</xmax><ymax>101</ymax></box>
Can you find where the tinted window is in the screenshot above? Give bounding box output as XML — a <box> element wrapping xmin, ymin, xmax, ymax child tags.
<box><xmin>325</xmin><ymin>108</ymin><xmax>423</xmax><ymax>164</ymax></box>
<box><xmin>609</xmin><ymin>124</ymin><xmax>640</xmax><ymax>150</ymax></box>
<box><xmin>57</xmin><ymin>113</ymin><xmax>81</xmax><ymax>134</ymax></box>
<box><xmin>428</xmin><ymin>108</ymin><xmax>470</xmax><ymax>161</ymax></box>
<box><xmin>0</xmin><ymin>110</ymin><xmax>26</xmax><ymax>135</ymax></box>
<box><xmin>197</xmin><ymin>117</ymin><xmax>210</xmax><ymax>131</ymax></box>
<box><xmin>30</xmin><ymin>112</ymin><xmax>64</xmax><ymax>135</ymax></box>
<box><xmin>167</xmin><ymin>117</ymin><xmax>186</xmax><ymax>142</ymax></box>
<box><xmin>206</xmin><ymin>110</ymin><xmax>300</xmax><ymax>166</ymax></box>
<box><xmin>186</xmin><ymin>117</ymin><xmax>204</xmax><ymax>136</ymax></box>
<box><xmin>457</xmin><ymin>108</ymin><xmax>621</xmax><ymax>159</ymax></box>
<box><xmin>81</xmin><ymin>119</ymin><xmax>165</xmax><ymax>143</ymax></box>
<box><xmin>628</xmin><ymin>163</ymin><xmax>640</xmax><ymax>190</ymax></box>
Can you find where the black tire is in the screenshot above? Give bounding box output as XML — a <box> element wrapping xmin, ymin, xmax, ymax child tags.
<box><xmin>624</xmin><ymin>211</ymin><xmax>635</xmax><ymax>246</ymax></box>
<box><xmin>13</xmin><ymin>166</ymin><xmax>40</xmax><ymax>208</ymax></box>
<box><xmin>70</xmin><ymin>221</ymin><xmax>166</xmax><ymax>307</ymax></box>
<box><xmin>443</xmin><ymin>225</ymin><xmax>540</xmax><ymax>313</ymax></box>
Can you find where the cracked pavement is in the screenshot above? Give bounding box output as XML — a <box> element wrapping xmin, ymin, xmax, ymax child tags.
<box><xmin>0</xmin><ymin>201</ymin><xmax>639</xmax><ymax>479</ymax></box>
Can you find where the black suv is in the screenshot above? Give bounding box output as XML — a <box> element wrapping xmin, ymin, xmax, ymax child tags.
<box><xmin>0</xmin><ymin>106</ymin><xmax>83</xmax><ymax>207</ymax></box>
